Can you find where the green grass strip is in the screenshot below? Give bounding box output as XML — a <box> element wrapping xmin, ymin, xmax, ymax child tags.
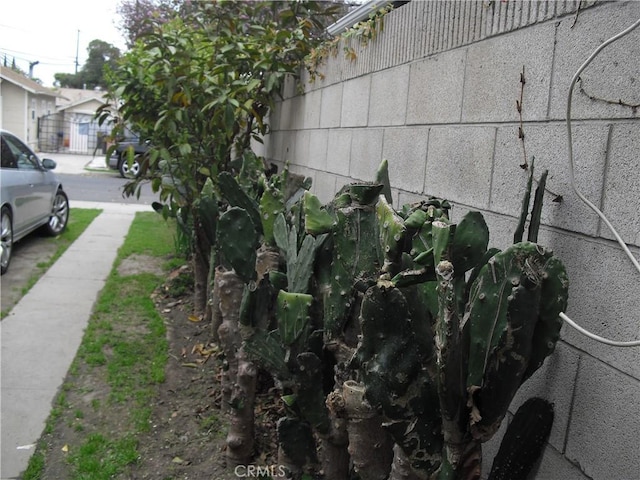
<box><xmin>23</xmin><ymin>212</ymin><xmax>181</xmax><ymax>480</ymax></box>
<box><xmin>1</xmin><ymin>208</ymin><xmax>102</xmax><ymax>319</ymax></box>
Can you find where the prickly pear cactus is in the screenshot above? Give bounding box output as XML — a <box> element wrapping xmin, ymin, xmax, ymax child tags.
<box><xmin>277</xmin><ymin>291</ymin><xmax>313</xmax><ymax>346</ymax></box>
<box><xmin>377</xmin><ymin>195</ymin><xmax>407</xmax><ymax>275</ymax></box>
<box><xmin>463</xmin><ymin>242</ymin><xmax>568</xmax><ymax>441</ymax></box>
<box><xmin>303</xmin><ymin>191</ymin><xmax>335</xmax><ymax>235</ymax></box>
<box><xmin>218</xmin><ymin>171</ymin><xmax>262</xmax><ymax>232</ymax></box>
<box><xmin>321</xmin><ymin>183</ymin><xmax>385</xmax><ymax>344</ymax></box>
<box><xmin>259</xmin><ymin>182</ymin><xmax>285</xmax><ymax>247</ymax></box>
<box><xmin>450</xmin><ymin>212</ymin><xmax>489</xmax><ymax>276</ymax></box>
<box><xmin>354</xmin><ymin>281</ymin><xmax>443</xmax><ymax>476</ymax></box>
<box><xmin>217</xmin><ymin>207</ymin><xmax>259</xmax><ymax>283</ymax></box>
<box><xmin>273</xmin><ymin>213</ymin><xmax>328</xmax><ymax>294</ymax></box>
<box><xmin>197</xmin><ymin>177</ymin><xmax>219</xmax><ymax>246</ymax></box>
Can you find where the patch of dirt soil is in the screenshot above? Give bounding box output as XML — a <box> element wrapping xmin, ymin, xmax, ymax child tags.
<box><xmin>117</xmin><ymin>254</ymin><xmax>166</xmax><ymax>277</ymax></box>
<box><xmin>36</xmin><ymin>262</ymin><xmax>284</xmax><ymax>480</ymax></box>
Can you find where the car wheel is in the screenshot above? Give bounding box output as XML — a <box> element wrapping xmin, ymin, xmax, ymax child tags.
<box><xmin>119</xmin><ymin>154</ymin><xmax>142</xmax><ymax>178</ymax></box>
<box><xmin>44</xmin><ymin>190</ymin><xmax>69</xmax><ymax>236</ymax></box>
<box><xmin>1</xmin><ymin>207</ymin><xmax>13</xmax><ymax>275</ymax></box>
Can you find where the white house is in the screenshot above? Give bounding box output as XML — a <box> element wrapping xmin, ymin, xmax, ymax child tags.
<box><xmin>0</xmin><ymin>65</ymin><xmax>58</xmax><ymax>149</ymax></box>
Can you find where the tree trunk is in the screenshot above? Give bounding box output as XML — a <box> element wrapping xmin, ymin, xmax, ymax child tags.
<box><xmin>193</xmin><ymin>247</ymin><xmax>208</xmax><ymax>317</ymax></box>
<box><xmin>342</xmin><ymin>380</ymin><xmax>394</xmax><ymax>480</ymax></box>
<box><xmin>209</xmin><ymin>254</ymin><xmax>223</xmax><ymax>343</ymax></box>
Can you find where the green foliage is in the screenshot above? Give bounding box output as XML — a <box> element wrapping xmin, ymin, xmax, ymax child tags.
<box><xmin>55</xmin><ymin>39</ymin><xmax>121</xmax><ymax>89</ymax></box>
<box><xmin>101</xmin><ymin>1</ymin><xmax>339</xmax><ymax>206</ymax></box>
<box><xmin>99</xmin><ymin>2</ymin><xmax>342</xmax><ymax>315</ymax></box>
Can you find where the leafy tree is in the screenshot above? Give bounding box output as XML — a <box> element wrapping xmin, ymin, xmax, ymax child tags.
<box><xmin>100</xmin><ymin>0</ymin><xmax>341</xmax><ymax>314</ymax></box>
<box><xmin>116</xmin><ymin>0</ymin><xmax>184</xmax><ymax>48</ymax></box>
<box><xmin>55</xmin><ymin>40</ymin><xmax>121</xmax><ymax>89</ymax></box>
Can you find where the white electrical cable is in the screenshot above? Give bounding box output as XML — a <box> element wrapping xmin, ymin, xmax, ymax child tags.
<box><xmin>562</xmin><ymin>17</ymin><xmax>640</xmax><ymax>347</ymax></box>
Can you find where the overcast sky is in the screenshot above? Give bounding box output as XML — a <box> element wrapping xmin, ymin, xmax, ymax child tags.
<box><xmin>0</xmin><ymin>0</ymin><xmax>127</xmax><ymax>88</ymax></box>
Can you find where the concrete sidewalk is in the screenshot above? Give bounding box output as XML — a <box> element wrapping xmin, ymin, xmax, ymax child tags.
<box><xmin>0</xmin><ymin>201</ymin><xmax>151</xmax><ymax>479</ymax></box>
<box><xmin>38</xmin><ymin>152</ymin><xmax>109</xmax><ymax>175</ymax></box>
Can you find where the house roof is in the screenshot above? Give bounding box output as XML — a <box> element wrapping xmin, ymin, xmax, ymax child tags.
<box><xmin>57</xmin><ymin>95</ymin><xmax>106</xmax><ymax>113</ymax></box>
<box><xmin>55</xmin><ymin>87</ymin><xmax>108</xmax><ymax>106</ymax></box>
<box><xmin>0</xmin><ymin>65</ymin><xmax>58</xmax><ymax>97</ymax></box>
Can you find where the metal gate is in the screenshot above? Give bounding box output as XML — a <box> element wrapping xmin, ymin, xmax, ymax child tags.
<box><xmin>38</xmin><ymin>113</ymin><xmax>111</xmax><ymax>155</ymax></box>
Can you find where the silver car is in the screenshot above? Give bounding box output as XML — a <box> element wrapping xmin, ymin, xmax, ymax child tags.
<box><xmin>1</xmin><ymin>129</ymin><xmax>69</xmax><ymax>275</ymax></box>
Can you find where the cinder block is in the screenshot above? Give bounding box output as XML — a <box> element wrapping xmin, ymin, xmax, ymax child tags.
<box><xmin>279</xmin><ymin>96</ymin><xmax>306</xmax><ymax>131</ymax></box>
<box><xmin>509</xmin><ymin>342</ymin><xmax>580</xmax><ymax>452</ymax></box>
<box><xmin>349</xmin><ymin>128</ymin><xmax>384</xmax><ymax>182</ymax></box>
<box><xmin>265</xmin><ymin>130</ymin><xmax>285</xmax><ymax>163</ymax></box>
<box><xmin>462</xmin><ymin>22</ymin><xmax>555</xmax><ymax>123</ymax></box>
<box><xmin>565</xmin><ymin>355</ymin><xmax>640</xmax><ymax>480</ymax></box>
<box><xmin>251</xmin><ymin>134</ymin><xmax>268</xmax><ymax>159</ymax></box>
<box><xmin>320</xmin><ymin>83</ymin><xmax>343</xmax><ymax>128</ymax></box>
<box><xmin>307</xmin><ymin>129</ymin><xmax>328</xmax><ymax>171</ymax></box>
<box><xmin>600</xmin><ymin>123</ymin><xmax>640</xmax><ymax>247</ymax></box>
<box><xmin>483</xmin><ymin>421</ymin><xmax>584</xmax><ymax>480</ymax></box>
<box><xmin>397</xmin><ymin>190</ymin><xmax>425</xmax><ymax>208</ymax></box>
<box><xmin>292</xmin><ymin>130</ymin><xmax>310</xmax><ymax>168</ymax></box>
<box><xmin>538</xmin><ymin>231</ymin><xmax>640</xmax><ymax>379</ymax></box>
<box><xmin>277</xmin><ymin>98</ymin><xmax>294</xmax><ymax>131</ymax></box>
<box><xmin>490</xmin><ymin>123</ymin><xmax>609</xmax><ymax>237</ymax></box>
<box><xmin>326</xmin><ymin>129</ymin><xmax>352</xmax><ymax>177</ymax></box>
<box><xmin>311</xmin><ymin>170</ymin><xmax>338</xmax><ymax>204</ymax></box>
<box><xmin>425</xmin><ymin>126</ymin><xmax>496</xmax><ymax>209</ymax></box>
<box><xmin>302</xmin><ymin>89</ymin><xmax>322</xmax><ymax>130</ymax></box>
<box><xmin>368</xmin><ymin>65</ymin><xmax>410</xmax><ymax>126</ymax></box>
<box><xmin>407</xmin><ymin>48</ymin><xmax>466</xmax><ymax>125</ymax></box>
<box><xmin>529</xmin><ymin>444</ymin><xmax>590</xmax><ymax>480</ymax></box>
<box><xmin>341</xmin><ymin>76</ymin><xmax>371</xmax><ymax>127</ymax></box>
<box><xmin>279</xmin><ymin>131</ymin><xmax>297</xmax><ymax>164</ymax></box>
<box><xmin>282</xmin><ymin>74</ymin><xmax>298</xmax><ymax>100</ymax></box>
<box><xmin>268</xmin><ymin>102</ymin><xmax>282</xmax><ymax>131</ymax></box>
<box><xmin>382</xmin><ymin>126</ymin><xmax>429</xmax><ymax>193</ymax></box>
<box><xmin>480</xmin><ymin>417</ymin><xmax>509</xmax><ymax>480</ymax></box>
<box><xmin>549</xmin><ymin>1</ymin><xmax>640</xmax><ymax>120</ymax></box>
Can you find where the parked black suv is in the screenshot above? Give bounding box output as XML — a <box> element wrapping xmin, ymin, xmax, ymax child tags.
<box><xmin>108</xmin><ymin>138</ymin><xmax>150</xmax><ymax>178</ymax></box>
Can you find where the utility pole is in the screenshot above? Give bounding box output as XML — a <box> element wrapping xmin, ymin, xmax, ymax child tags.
<box><xmin>75</xmin><ymin>29</ymin><xmax>80</xmax><ymax>74</ymax></box>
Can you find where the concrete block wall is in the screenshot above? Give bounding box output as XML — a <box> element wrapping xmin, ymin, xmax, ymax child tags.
<box><xmin>258</xmin><ymin>1</ymin><xmax>640</xmax><ymax>478</ymax></box>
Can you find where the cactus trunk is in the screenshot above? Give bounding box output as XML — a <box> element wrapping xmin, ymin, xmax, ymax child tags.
<box><xmin>276</xmin><ymin>417</ymin><xmax>319</xmax><ymax>477</ymax></box>
<box><xmin>342</xmin><ymin>380</ymin><xmax>394</xmax><ymax>480</ymax></box>
<box><xmin>216</xmin><ymin>267</ymin><xmax>244</xmax><ymax>413</ymax></box>
<box><xmin>321</xmin><ymin>390</ymin><xmax>352</xmax><ymax>480</ymax></box>
<box><xmin>214</xmin><ymin>267</ymin><xmax>257</xmax><ymax>465</ymax></box>
<box><xmin>389</xmin><ymin>444</ymin><xmax>423</xmax><ymax>480</ymax></box>
<box><xmin>226</xmin><ymin>348</ymin><xmax>257</xmax><ymax>466</ymax></box>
